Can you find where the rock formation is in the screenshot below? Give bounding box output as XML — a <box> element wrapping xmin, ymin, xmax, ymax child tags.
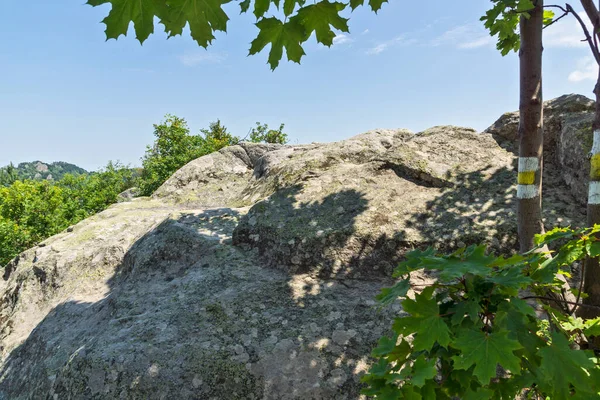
<box><xmin>0</xmin><ymin>96</ymin><xmax>591</xmax><ymax>399</ymax></box>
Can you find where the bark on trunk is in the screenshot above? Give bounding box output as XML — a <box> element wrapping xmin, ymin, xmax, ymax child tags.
<box><xmin>517</xmin><ymin>0</ymin><xmax>544</xmax><ymax>253</ymax></box>
<box><xmin>580</xmin><ymin>73</ymin><xmax>600</xmax><ymax>320</ymax></box>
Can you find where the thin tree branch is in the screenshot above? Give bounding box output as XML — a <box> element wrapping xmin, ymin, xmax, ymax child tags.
<box><xmin>576</xmin><ymin>1</ymin><xmax>600</xmax><ymax>63</ymax></box>
<box><xmin>570</xmin><ymin>261</ymin><xmax>587</xmax><ymax>314</ymax></box>
<box><xmin>545</xmin><ymin>4</ymin><xmax>568</xmax><ymax>12</ymax></box>
<box><xmin>522</xmin><ymin>295</ymin><xmax>600</xmax><ymax>310</ymax></box>
<box><xmin>543</xmin><ymin>10</ymin><xmax>569</xmax><ymax>29</ymax></box>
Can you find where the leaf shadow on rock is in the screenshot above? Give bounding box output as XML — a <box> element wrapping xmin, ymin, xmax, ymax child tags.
<box><xmin>0</xmin><ymin>158</ymin><xmax>584</xmax><ymax>399</ymax></box>
<box><xmin>0</xmin><ymin>197</ymin><xmax>395</xmax><ymax>399</ymax></box>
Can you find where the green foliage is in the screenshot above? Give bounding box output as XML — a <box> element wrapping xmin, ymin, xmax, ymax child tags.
<box><xmin>0</xmin><ymin>162</ymin><xmax>135</xmax><ymax>267</ymax></box>
<box><xmin>0</xmin><ymin>163</ymin><xmax>19</xmax><ymax>187</ymax></box>
<box><xmin>363</xmin><ymin>226</ymin><xmax>600</xmax><ymax>399</ymax></box>
<box><xmin>249</xmin><ymin>122</ymin><xmax>288</xmax><ymax>144</ymax></box>
<box><xmin>0</xmin><ymin>161</ymin><xmax>87</xmax><ymax>184</ymax></box>
<box><xmin>86</xmin><ymin>0</ymin><xmax>386</xmax><ymax>70</ymax></box>
<box><xmin>481</xmin><ymin>0</ymin><xmax>555</xmax><ymax>56</ymax></box>
<box><xmin>201</xmin><ymin>120</ymin><xmax>240</xmax><ymax>153</ymax></box>
<box><xmin>139</xmin><ymin>115</ymin><xmax>239</xmax><ymax>196</ymax></box>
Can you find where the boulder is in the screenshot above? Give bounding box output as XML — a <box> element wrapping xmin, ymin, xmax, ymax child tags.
<box><xmin>485</xmin><ymin>94</ymin><xmax>595</xmax><ymax>205</ymax></box>
<box><xmin>0</xmin><ymin>102</ymin><xmax>589</xmax><ymax>398</ymax></box>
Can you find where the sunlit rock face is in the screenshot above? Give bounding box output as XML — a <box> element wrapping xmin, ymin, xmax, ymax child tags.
<box><xmin>0</xmin><ymin>98</ymin><xmax>588</xmax><ymax>399</ymax></box>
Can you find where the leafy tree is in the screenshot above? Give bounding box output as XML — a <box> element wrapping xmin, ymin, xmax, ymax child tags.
<box><xmin>482</xmin><ymin>0</ymin><xmax>554</xmax><ymax>253</ymax></box>
<box><xmin>249</xmin><ymin>122</ymin><xmax>288</xmax><ymax>144</ymax></box>
<box><xmin>201</xmin><ymin>119</ymin><xmax>240</xmax><ymax>153</ymax></box>
<box><xmin>0</xmin><ymin>162</ymin><xmax>136</xmax><ymax>267</ymax></box>
<box><xmin>86</xmin><ymin>0</ymin><xmax>385</xmax><ymax>70</ymax></box>
<box><xmin>363</xmin><ymin>227</ymin><xmax>600</xmax><ymax>398</ymax></box>
<box><xmin>139</xmin><ymin>116</ymin><xmax>239</xmax><ymax>196</ymax></box>
<box><xmin>484</xmin><ymin>0</ymin><xmax>600</xmax><ymax>319</ymax></box>
<box><xmin>139</xmin><ymin>115</ymin><xmax>206</xmax><ymax>196</ymax></box>
<box><xmin>0</xmin><ymin>163</ymin><xmax>19</xmax><ymax>187</ymax></box>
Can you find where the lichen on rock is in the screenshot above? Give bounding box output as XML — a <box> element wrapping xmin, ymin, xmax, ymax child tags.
<box><xmin>0</xmin><ymin>98</ymin><xmax>591</xmax><ymax>398</ymax></box>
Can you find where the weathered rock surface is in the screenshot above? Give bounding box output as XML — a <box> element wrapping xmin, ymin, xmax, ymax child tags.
<box><xmin>486</xmin><ymin>94</ymin><xmax>595</xmax><ymax>205</ymax></box>
<box><xmin>0</xmin><ymin>96</ymin><xmax>591</xmax><ymax>399</ymax></box>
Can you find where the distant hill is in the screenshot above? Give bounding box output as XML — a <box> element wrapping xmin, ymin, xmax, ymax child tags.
<box><xmin>11</xmin><ymin>161</ymin><xmax>87</xmax><ymax>181</ymax></box>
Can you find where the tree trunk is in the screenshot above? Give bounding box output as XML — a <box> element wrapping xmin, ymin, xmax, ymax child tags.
<box><xmin>517</xmin><ymin>0</ymin><xmax>544</xmax><ymax>253</ymax></box>
<box><xmin>580</xmin><ymin>72</ymin><xmax>600</xmax><ymax>319</ymax></box>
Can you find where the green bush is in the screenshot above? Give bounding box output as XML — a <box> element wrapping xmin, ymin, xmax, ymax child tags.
<box><xmin>0</xmin><ymin>162</ymin><xmax>136</xmax><ymax>267</ymax></box>
<box><xmin>249</xmin><ymin>122</ymin><xmax>288</xmax><ymax>144</ymax></box>
<box><xmin>363</xmin><ymin>227</ymin><xmax>600</xmax><ymax>399</ymax></box>
<box><xmin>138</xmin><ymin>116</ymin><xmax>239</xmax><ymax>196</ymax></box>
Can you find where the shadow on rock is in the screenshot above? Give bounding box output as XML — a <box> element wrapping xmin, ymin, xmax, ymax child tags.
<box><xmin>0</xmin><ymin>200</ymin><xmax>397</xmax><ymax>400</ymax></box>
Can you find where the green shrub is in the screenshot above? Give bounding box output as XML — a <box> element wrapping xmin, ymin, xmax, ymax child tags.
<box><xmin>0</xmin><ymin>162</ymin><xmax>136</xmax><ymax>267</ymax></box>
<box><xmin>363</xmin><ymin>226</ymin><xmax>600</xmax><ymax>399</ymax></box>
<box><xmin>139</xmin><ymin>116</ymin><xmax>239</xmax><ymax>196</ymax></box>
<box><xmin>249</xmin><ymin>122</ymin><xmax>288</xmax><ymax>144</ymax></box>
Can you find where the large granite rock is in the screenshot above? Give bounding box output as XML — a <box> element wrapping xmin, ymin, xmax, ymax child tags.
<box><xmin>485</xmin><ymin>94</ymin><xmax>595</xmax><ymax>205</ymax></box>
<box><xmin>0</xmin><ymin>100</ymin><xmax>590</xmax><ymax>398</ymax></box>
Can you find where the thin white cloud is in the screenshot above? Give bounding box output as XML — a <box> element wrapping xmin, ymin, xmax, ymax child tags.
<box><xmin>333</xmin><ymin>34</ymin><xmax>353</xmax><ymax>46</ymax></box>
<box><xmin>179</xmin><ymin>51</ymin><xmax>226</xmax><ymax>66</ymax></box>
<box><xmin>544</xmin><ymin>12</ymin><xmax>590</xmax><ymax>48</ymax></box>
<box><xmin>432</xmin><ymin>24</ymin><xmax>494</xmax><ymax>49</ymax></box>
<box><xmin>366</xmin><ymin>35</ymin><xmax>417</xmax><ymax>55</ymax></box>
<box><xmin>362</xmin><ymin>29</ymin><xmax>370</xmax><ymax>35</ymax></box>
<box><xmin>568</xmin><ymin>56</ymin><xmax>598</xmax><ymax>82</ymax></box>
<box><xmin>367</xmin><ymin>43</ymin><xmax>388</xmax><ymax>55</ymax></box>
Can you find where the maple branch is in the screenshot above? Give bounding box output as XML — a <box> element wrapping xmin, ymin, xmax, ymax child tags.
<box><xmin>570</xmin><ymin>261</ymin><xmax>586</xmax><ymax>315</ymax></box>
<box><xmin>521</xmin><ymin>295</ymin><xmax>600</xmax><ymax>310</ymax></box>
<box><xmin>567</xmin><ymin>2</ymin><xmax>600</xmax><ymax>64</ymax></box>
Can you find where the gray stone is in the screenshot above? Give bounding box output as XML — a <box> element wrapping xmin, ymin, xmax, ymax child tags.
<box><xmin>0</xmin><ymin>104</ymin><xmax>590</xmax><ymax>399</ymax></box>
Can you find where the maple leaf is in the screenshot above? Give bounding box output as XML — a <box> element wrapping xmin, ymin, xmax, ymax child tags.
<box><xmin>295</xmin><ymin>1</ymin><xmax>349</xmax><ymax>46</ymax></box>
<box><xmin>376</xmin><ymin>278</ymin><xmax>410</xmax><ymax>306</ymax></box>
<box><xmin>488</xmin><ymin>266</ymin><xmax>532</xmax><ymax>291</ymax></box>
<box><xmin>166</xmin><ymin>0</ymin><xmax>230</xmax><ymax>48</ymax></box>
<box><xmin>87</xmin><ymin>0</ymin><xmax>169</xmax><ymax>43</ymax></box>
<box><xmin>451</xmin><ymin>329</ymin><xmax>522</xmax><ymax>384</ymax></box>
<box><xmin>393</xmin><ymin>287</ymin><xmax>451</xmax><ymax>351</ymax></box>
<box><xmin>537</xmin><ymin>332</ymin><xmax>600</xmax><ymax>398</ymax></box>
<box><xmin>419</xmin><ymin>245</ymin><xmax>495</xmax><ymax>281</ymax></box>
<box><xmin>409</xmin><ymin>357</ymin><xmax>437</xmax><ymax>387</ymax></box>
<box><xmin>239</xmin><ymin>0</ymin><xmax>251</xmax><ymax>12</ymax></box>
<box><xmin>368</xmin><ymin>0</ymin><xmax>388</xmax><ymax>13</ymax></box>
<box><xmin>253</xmin><ymin>0</ymin><xmax>270</xmax><ymax>19</ymax></box>
<box><xmin>249</xmin><ymin>17</ymin><xmax>306</xmax><ymax>70</ymax></box>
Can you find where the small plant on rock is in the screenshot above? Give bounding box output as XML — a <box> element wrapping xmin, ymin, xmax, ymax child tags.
<box><xmin>363</xmin><ymin>226</ymin><xmax>600</xmax><ymax>399</ymax></box>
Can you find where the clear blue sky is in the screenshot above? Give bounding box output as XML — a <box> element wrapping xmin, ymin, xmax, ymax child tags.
<box><xmin>0</xmin><ymin>1</ymin><xmax>596</xmax><ymax>171</ymax></box>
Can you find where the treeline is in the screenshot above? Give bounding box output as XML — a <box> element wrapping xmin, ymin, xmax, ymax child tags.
<box><xmin>0</xmin><ymin>116</ymin><xmax>287</xmax><ymax>266</ymax></box>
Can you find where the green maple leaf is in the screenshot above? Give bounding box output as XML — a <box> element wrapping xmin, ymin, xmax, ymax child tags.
<box><xmin>393</xmin><ymin>247</ymin><xmax>435</xmax><ymax>277</ymax></box>
<box><xmin>295</xmin><ymin>1</ymin><xmax>349</xmax><ymax>46</ymax></box>
<box><xmin>368</xmin><ymin>0</ymin><xmax>388</xmax><ymax>13</ymax></box>
<box><xmin>394</xmin><ymin>287</ymin><xmax>451</xmax><ymax>351</ymax></box>
<box><xmin>87</xmin><ymin>0</ymin><xmax>169</xmax><ymax>43</ymax></box>
<box><xmin>487</xmin><ymin>266</ymin><xmax>532</xmax><ymax>291</ymax></box>
<box><xmin>537</xmin><ymin>332</ymin><xmax>599</xmax><ymax>398</ymax></box>
<box><xmin>253</xmin><ymin>0</ymin><xmax>270</xmax><ymax>19</ymax></box>
<box><xmin>239</xmin><ymin>0</ymin><xmax>251</xmax><ymax>12</ymax></box>
<box><xmin>376</xmin><ymin>278</ymin><xmax>410</xmax><ymax>306</ymax></box>
<box><xmin>249</xmin><ymin>17</ymin><xmax>306</xmax><ymax>70</ymax></box>
<box><xmin>349</xmin><ymin>0</ymin><xmax>364</xmax><ymax>10</ymax></box>
<box><xmin>166</xmin><ymin>0</ymin><xmax>230</xmax><ymax>48</ymax></box>
<box><xmin>587</xmin><ymin>240</ymin><xmax>600</xmax><ymax>257</ymax></box>
<box><xmin>452</xmin><ymin>329</ymin><xmax>522</xmax><ymax>384</ymax></box>
<box><xmin>420</xmin><ymin>245</ymin><xmax>494</xmax><ymax>281</ymax></box>
<box><xmin>410</xmin><ymin>357</ymin><xmax>437</xmax><ymax>387</ymax></box>
<box><xmin>450</xmin><ymin>299</ymin><xmax>480</xmax><ymax>326</ymax></box>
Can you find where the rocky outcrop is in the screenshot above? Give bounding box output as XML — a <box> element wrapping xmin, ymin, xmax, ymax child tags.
<box><xmin>486</xmin><ymin>94</ymin><xmax>595</xmax><ymax>205</ymax></box>
<box><xmin>0</xmin><ymin>97</ymin><xmax>591</xmax><ymax>399</ymax></box>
